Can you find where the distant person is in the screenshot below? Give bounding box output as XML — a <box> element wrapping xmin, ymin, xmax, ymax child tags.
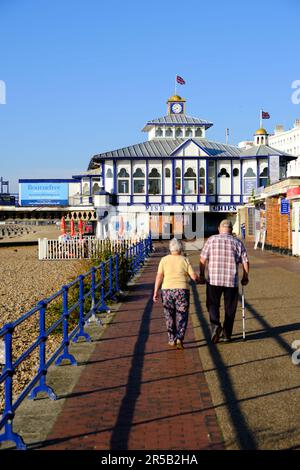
<box><xmin>153</xmin><ymin>238</ymin><xmax>199</xmax><ymax>350</ymax></box>
<box><xmin>199</xmin><ymin>219</ymin><xmax>249</xmax><ymax>343</ymax></box>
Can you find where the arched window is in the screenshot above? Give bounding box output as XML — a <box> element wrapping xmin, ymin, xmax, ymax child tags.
<box><xmin>208</xmin><ymin>161</ymin><xmax>216</xmax><ymax>195</ymax></box>
<box><xmin>165</xmin><ymin>168</ymin><xmax>171</xmax><ymax>178</ymax></box>
<box><xmin>118</xmin><ymin>168</ymin><xmax>130</xmax><ymax>178</ymax></box>
<box><xmin>195</xmin><ymin>127</ymin><xmax>203</xmax><ymax>137</ymax></box>
<box><xmin>155</xmin><ymin>127</ymin><xmax>163</xmax><ymax>137</ymax></box>
<box><xmin>117</xmin><ymin>168</ymin><xmax>130</xmax><ymax>194</ymax></box>
<box><xmin>148</xmin><ymin>168</ymin><xmax>161</xmax><ymax>195</ymax></box>
<box><xmin>82</xmin><ymin>182</ymin><xmax>90</xmax><ymax>195</ymax></box>
<box><xmin>92</xmin><ymin>182</ymin><xmax>100</xmax><ymax>194</ymax></box>
<box><xmin>199</xmin><ymin>166</ymin><xmax>205</xmax><ymax>194</ymax></box>
<box><xmin>106</xmin><ymin>168</ymin><xmax>113</xmax><ymax>178</ymax></box>
<box><xmin>175</xmin><ymin>127</ymin><xmax>183</xmax><ymax>138</ymax></box>
<box><xmin>185</xmin><ymin>127</ymin><xmax>193</xmax><ymax>138</ymax></box>
<box><xmin>133</xmin><ymin>168</ymin><xmax>145</xmax><ymax>194</ymax></box>
<box><xmin>175</xmin><ymin>167</ymin><xmax>181</xmax><ymax>192</ymax></box>
<box><xmin>165</xmin><ymin>127</ymin><xmax>173</xmax><ymax>137</ymax></box>
<box><xmin>218</xmin><ymin>168</ymin><xmax>230</xmax><ymax>178</ymax></box>
<box><xmin>184</xmin><ymin>167</ymin><xmax>197</xmax><ymax>194</ymax></box>
<box><xmin>233</xmin><ymin>168</ymin><xmax>239</xmax><ymax>177</ymax></box>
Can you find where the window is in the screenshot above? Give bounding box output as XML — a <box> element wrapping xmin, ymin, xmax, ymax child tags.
<box><xmin>117</xmin><ymin>168</ymin><xmax>130</xmax><ymax>194</ymax></box>
<box><xmin>233</xmin><ymin>168</ymin><xmax>239</xmax><ymax>177</ymax></box>
<box><xmin>184</xmin><ymin>167</ymin><xmax>197</xmax><ymax>194</ymax></box>
<box><xmin>175</xmin><ymin>127</ymin><xmax>183</xmax><ymax>138</ymax></box>
<box><xmin>106</xmin><ymin>168</ymin><xmax>113</xmax><ymax>178</ymax></box>
<box><xmin>155</xmin><ymin>127</ymin><xmax>163</xmax><ymax>137</ymax></box>
<box><xmin>165</xmin><ymin>168</ymin><xmax>171</xmax><ymax>178</ymax></box>
<box><xmin>148</xmin><ymin>168</ymin><xmax>161</xmax><ymax>195</ymax></box>
<box><xmin>165</xmin><ymin>127</ymin><xmax>173</xmax><ymax>137</ymax></box>
<box><xmin>185</xmin><ymin>127</ymin><xmax>193</xmax><ymax>138</ymax></box>
<box><xmin>195</xmin><ymin>127</ymin><xmax>203</xmax><ymax>137</ymax></box>
<box><xmin>218</xmin><ymin>167</ymin><xmax>230</xmax><ymax>178</ymax></box>
<box><xmin>199</xmin><ymin>167</ymin><xmax>205</xmax><ymax>194</ymax></box>
<box><xmin>92</xmin><ymin>182</ymin><xmax>100</xmax><ymax>194</ymax></box>
<box><xmin>175</xmin><ymin>167</ymin><xmax>181</xmax><ymax>193</ymax></box>
<box><xmin>133</xmin><ymin>168</ymin><xmax>145</xmax><ymax>194</ymax></box>
<box><xmin>208</xmin><ymin>161</ymin><xmax>215</xmax><ymax>195</ymax></box>
<box><xmin>259</xmin><ymin>167</ymin><xmax>268</xmax><ymax>187</ymax></box>
<box><xmin>82</xmin><ymin>182</ymin><xmax>90</xmax><ymax>195</ymax></box>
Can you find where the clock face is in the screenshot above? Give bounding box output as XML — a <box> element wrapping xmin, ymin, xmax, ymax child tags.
<box><xmin>171</xmin><ymin>103</ymin><xmax>183</xmax><ymax>114</ymax></box>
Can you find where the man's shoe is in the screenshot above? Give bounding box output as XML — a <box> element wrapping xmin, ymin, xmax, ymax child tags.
<box><xmin>176</xmin><ymin>339</ymin><xmax>184</xmax><ymax>350</ymax></box>
<box><xmin>221</xmin><ymin>333</ymin><xmax>231</xmax><ymax>343</ymax></box>
<box><xmin>168</xmin><ymin>340</ymin><xmax>176</xmax><ymax>347</ymax></box>
<box><xmin>211</xmin><ymin>325</ymin><xmax>222</xmax><ymax>344</ymax></box>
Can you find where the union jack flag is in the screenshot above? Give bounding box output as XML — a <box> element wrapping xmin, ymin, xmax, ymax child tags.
<box><xmin>262</xmin><ymin>111</ymin><xmax>270</xmax><ymax>119</ymax></box>
<box><xmin>176</xmin><ymin>75</ymin><xmax>185</xmax><ymax>85</ymax></box>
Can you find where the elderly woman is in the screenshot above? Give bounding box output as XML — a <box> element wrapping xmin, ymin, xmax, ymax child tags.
<box><xmin>153</xmin><ymin>239</ymin><xmax>198</xmax><ymax>349</ymax></box>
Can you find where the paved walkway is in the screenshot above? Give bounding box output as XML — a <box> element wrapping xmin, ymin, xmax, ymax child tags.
<box><xmin>3</xmin><ymin>240</ymin><xmax>300</xmax><ymax>450</ymax></box>
<box><xmin>39</xmin><ymin>244</ymin><xmax>224</xmax><ymax>450</ymax></box>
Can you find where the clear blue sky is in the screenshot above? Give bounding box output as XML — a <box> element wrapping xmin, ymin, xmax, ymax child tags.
<box><xmin>1</xmin><ymin>0</ymin><xmax>300</xmax><ymax>191</ymax></box>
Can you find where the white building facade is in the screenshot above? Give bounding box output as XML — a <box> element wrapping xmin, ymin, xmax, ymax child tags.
<box><xmin>268</xmin><ymin>120</ymin><xmax>300</xmax><ymax>177</ymax></box>
<box><xmin>82</xmin><ymin>95</ymin><xmax>295</xmax><ymax>239</ymax></box>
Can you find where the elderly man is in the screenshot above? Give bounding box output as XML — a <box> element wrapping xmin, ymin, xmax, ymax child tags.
<box><xmin>199</xmin><ymin>219</ymin><xmax>249</xmax><ymax>343</ymax></box>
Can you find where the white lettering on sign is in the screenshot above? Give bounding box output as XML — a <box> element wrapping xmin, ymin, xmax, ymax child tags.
<box><xmin>148</xmin><ymin>204</ymin><xmax>204</xmax><ymax>213</ymax></box>
<box><xmin>211</xmin><ymin>205</ymin><xmax>237</xmax><ymax>212</ymax></box>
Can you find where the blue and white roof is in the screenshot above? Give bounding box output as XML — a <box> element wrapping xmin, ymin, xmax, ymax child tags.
<box><xmin>142</xmin><ymin>115</ymin><xmax>213</xmax><ymax>131</ymax></box>
<box><xmin>240</xmin><ymin>144</ymin><xmax>296</xmax><ymax>159</ymax></box>
<box><xmin>88</xmin><ymin>138</ymin><xmax>241</xmax><ymax>169</ymax></box>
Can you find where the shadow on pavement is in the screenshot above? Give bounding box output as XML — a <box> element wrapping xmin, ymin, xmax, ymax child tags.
<box><xmin>191</xmin><ymin>283</ymin><xmax>258</xmax><ymax>450</ymax></box>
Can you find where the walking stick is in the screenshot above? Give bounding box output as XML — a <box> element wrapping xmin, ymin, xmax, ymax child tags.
<box><xmin>242</xmin><ymin>285</ymin><xmax>246</xmax><ymax>340</ymax></box>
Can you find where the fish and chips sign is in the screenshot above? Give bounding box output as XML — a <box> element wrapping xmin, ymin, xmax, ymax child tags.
<box><xmin>148</xmin><ymin>204</ymin><xmax>237</xmax><ymax>213</ymax></box>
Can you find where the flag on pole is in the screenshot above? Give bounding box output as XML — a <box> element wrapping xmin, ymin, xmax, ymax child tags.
<box><xmin>176</xmin><ymin>75</ymin><xmax>186</xmax><ymax>85</ymax></box>
<box><xmin>262</xmin><ymin>111</ymin><xmax>270</xmax><ymax>119</ymax></box>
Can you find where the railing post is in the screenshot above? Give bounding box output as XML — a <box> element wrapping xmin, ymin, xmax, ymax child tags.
<box><xmin>29</xmin><ymin>301</ymin><xmax>57</xmax><ymax>400</ymax></box>
<box><xmin>98</xmin><ymin>262</ymin><xmax>110</xmax><ymax>313</ymax></box>
<box><xmin>115</xmin><ymin>254</ymin><xmax>120</xmax><ymax>294</ymax></box>
<box><xmin>109</xmin><ymin>256</ymin><xmax>117</xmax><ymax>300</ymax></box>
<box><xmin>0</xmin><ymin>324</ymin><xmax>27</xmax><ymax>450</ymax></box>
<box><xmin>73</xmin><ymin>275</ymin><xmax>93</xmax><ymax>342</ymax></box>
<box><xmin>87</xmin><ymin>268</ymin><xmax>102</xmax><ymax>326</ymax></box>
<box><xmin>55</xmin><ymin>286</ymin><xmax>77</xmax><ymax>366</ymax></box>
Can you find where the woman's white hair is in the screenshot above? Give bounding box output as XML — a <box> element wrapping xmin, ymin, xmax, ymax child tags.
<box><xmin>169</xmin><ymin>238</ymin><xmax>183</xmax><ymax>254</ymax></box>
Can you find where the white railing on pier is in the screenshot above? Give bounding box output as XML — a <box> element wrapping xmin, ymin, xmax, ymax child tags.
<box><xmin>38</xmin><ymin>237</ymin><xmax>139</xmax><ymax>260</ymax></box>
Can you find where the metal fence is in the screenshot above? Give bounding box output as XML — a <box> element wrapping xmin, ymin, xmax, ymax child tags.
<box><xmin>38</xmin><ymin>237</ymin><xmax>142</xmax><ymax>260</ymax></box>
<box><xmin>0</xmin><ymin>235</ymin><xmax>152</xmax><ymax>450</ymax></box>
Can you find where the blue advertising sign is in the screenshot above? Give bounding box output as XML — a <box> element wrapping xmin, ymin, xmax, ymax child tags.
<box><xmin>280</xmin><ymin>198</ymin><xmax>290</xmax><ymax>215</ymax></box>
<box><xmin>20</xmin><ymin>182</ymin><xmax>69</xmax><ymax>206</ymax></box>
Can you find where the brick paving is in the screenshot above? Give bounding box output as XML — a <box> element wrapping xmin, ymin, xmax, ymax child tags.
<box><xmin>40</xmin><ymin>244</ymin><xmax>224</xmax><ymax>450</ymax></box>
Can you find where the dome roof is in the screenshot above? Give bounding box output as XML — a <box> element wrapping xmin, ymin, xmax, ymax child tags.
<box><xmin>167</xmin><ymin>95</ymin><xmax>186</xmax><ymax>102</ymax></box>
<box><xmin>255</xmin><ymin>128</ymin><xmax>268</xmax><ymax>135</ymax></box>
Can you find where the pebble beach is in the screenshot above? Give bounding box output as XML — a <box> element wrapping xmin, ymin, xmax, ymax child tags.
<box><xmin>0</xmin><ymin>233</ymin><xmax>89</xmax><ymax>412</ymax></box>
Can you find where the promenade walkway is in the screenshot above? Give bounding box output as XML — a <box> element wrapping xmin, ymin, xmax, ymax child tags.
<box><xmin>2</xmin><ymin>241</ymin><xmax>300</xmax><ymax>450</ymax></box>
<box><xmin>38</xmin><ymin>243</ymin><xmax>224</xmax><ymax>450</ymax></box>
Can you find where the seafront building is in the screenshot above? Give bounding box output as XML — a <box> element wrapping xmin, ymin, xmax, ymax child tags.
<box><xmin>0</xmin><ymin>95</ymin><xmax>297</xmax><ymax>240</ymax></box>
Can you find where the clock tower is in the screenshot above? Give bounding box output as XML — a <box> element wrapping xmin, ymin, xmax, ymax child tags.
<box><xmin>167</xmin><ymin>95</ymin><xmax>186</xmax><ymax>115</ymax></box>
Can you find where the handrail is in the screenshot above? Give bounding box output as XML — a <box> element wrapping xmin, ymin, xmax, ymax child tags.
<box><xmin>0</xmin><ymin>235</ymin><xmax>152</xmax><ymax>450</ymax></box>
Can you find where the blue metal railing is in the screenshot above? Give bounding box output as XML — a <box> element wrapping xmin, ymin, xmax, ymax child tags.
<box><xmin>0</xmin><ymin>235</ymin><xmax>152</xmax><ymax>450</ymax></box>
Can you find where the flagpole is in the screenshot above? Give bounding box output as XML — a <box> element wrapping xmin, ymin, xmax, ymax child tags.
<box><xmin>175</xmin><ymin>75</ymin><xmax>177</xmax><ymax>95</ymax></box>
<box><xmin>260</xmin><ymin>108</ymin><xmax>263</xmax><ymax>128</ymax></box>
